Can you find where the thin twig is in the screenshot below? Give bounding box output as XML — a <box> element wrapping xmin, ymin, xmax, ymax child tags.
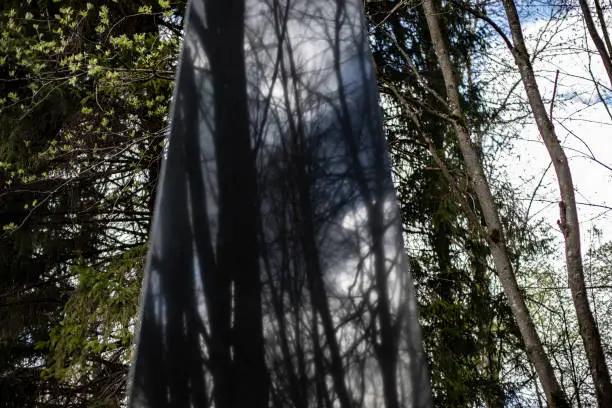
<box><xmin>549</xmin><ymin>70</ymin><xmax>560</xmax><ymax>120</ymax></box>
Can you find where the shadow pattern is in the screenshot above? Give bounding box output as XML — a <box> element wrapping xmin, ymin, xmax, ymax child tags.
<box><xmin>128</xmin><ymin>0</ymin><xmax>431</xmax><ymax>407</ymax></box>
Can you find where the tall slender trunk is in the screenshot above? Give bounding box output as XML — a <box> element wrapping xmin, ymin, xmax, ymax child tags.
<box><xmin>420</xmin><ymin>0</ymin><xmax>569</xmax><ymax>406</ymax></box>
<box><xmin>204</xmin><ymin>1</ymin><xmax>269</xmax><ymax>407</ymax></box>
<box><xmin>593</xmin><ymin>0</ymin><xmax>612</xmax><ymax>61</ymax></box>
<box><xmin>577</xmin><ymin>0</ymin><xmax>612</xmax><ymax>86</ymax></box>
<box><xmin>499</xmin><ymin>0</ymin><xmax>612</xmax><ymax>405</ymax></box>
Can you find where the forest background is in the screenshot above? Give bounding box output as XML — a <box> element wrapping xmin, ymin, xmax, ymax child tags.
<box><xmin>0</xmin><ymin>0</ymin><xmax>611</xmax><ymax>406</ymax></box>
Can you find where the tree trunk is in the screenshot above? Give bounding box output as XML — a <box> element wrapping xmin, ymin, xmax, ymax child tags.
<box><xmin>499</xmin><ymin>0</ymin><xmax>612</xmax><ymax>405</ymax></box>
<box><xmin>577</xmin><ymin>0</ymin><xmax>612</xmax><ymax>87</ymax></box>
<box><xmin>421</xmin><ymin>0</ymin><xmax>569</xmax><ymax>405</ymax></box>
<box><xmin>204</xmin><ymin>1</ymin><xmax>269</xmax><ymax>407</ymax></box>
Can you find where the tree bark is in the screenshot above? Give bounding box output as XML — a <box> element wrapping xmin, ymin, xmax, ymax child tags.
<box><xmin>499</xmin><ymin>0</ymin><xmax>612</xmax><ymax>405</ymax></box>
<box><xmin>420</xmin><ymin>0</ymin><xmax>569</xmax><ymax>406</ymax></box>
<box><xmin>577</xmin><ymin>0</ymin><xmax>612</xmax><ymax>87</ymax></box>
<box><xmin>593</xmin><ymin>0</ymin><xmax>612</xmax><ymax>63</ymax></box>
